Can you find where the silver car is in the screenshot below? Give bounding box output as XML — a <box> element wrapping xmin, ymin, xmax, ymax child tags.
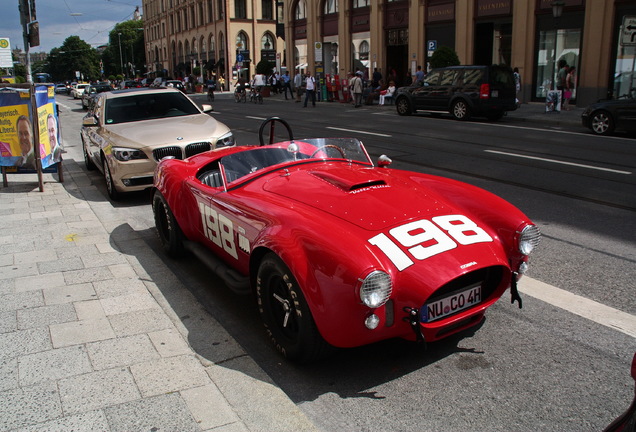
<box><xmin>81</xmin><ymin>87</ymin><xmax>235</xmax><ymax>200</ymax></box>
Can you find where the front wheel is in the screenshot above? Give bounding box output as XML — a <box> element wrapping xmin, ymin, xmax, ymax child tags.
<box><xmin>82</xmin><ymin>137</ymin><xmax>96</xmax><ymax>171</ymax></box>
<box><xmin>103</xmin><ymin>158</ymin><xmax>119</xmax><ymax>201</ymax></box>
<box><xmin>256</xmin><ymin>253</ymin><xmax>330</xmax><ymax>363</ymax></box>
<box><xmin>451</xmin><ymin>100</ymin><xmax>471</xmax><ymax>120</ymax></box>
<box><xmin>152</xmin><ymin>191</ymin><xmax>186</xmax><ymax>258</ymax></box>
<box><xmin>590</xmin><ymin>110</ymin><xmax>614</xmax><ymax>136</ymax></box>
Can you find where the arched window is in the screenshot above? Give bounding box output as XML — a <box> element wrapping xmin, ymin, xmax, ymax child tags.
<box><xmin>236</xmin><ymin>31</ymin><xmax>248</xmax><ymax>52</ymax></box>
<box><xmin>295</xmin><ymin>0</ymin><xmax>306</xmax><ymax>20</ymax></box>
<box><xmin>262</xmin><ymin>33</ymin><xmax>275</xmax><ymax>50</ymax></box>
<box><xmin>359</xmin><ymin>40</ymin><xmax>369</xmax><ymax>61</ymax></box>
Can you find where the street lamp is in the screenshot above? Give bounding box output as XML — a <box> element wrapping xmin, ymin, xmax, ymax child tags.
<box><xmin>118</xmin><ymin>32</ymin><xmax>124</xmax><ymax>78</ymax></box>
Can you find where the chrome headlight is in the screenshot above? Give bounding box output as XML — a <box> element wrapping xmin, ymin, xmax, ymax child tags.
<box><xmin>517</xmin><ymin>224</ymin><xmax>541</xmax><ymax>255</ymax></box>
<box><xmin>216</xmin><ymin>131</ymin><xmax>235</xmax><ymax>148</ymax></box>
<box><xmin>359</xmin><ymin>270</ymin><xmax>392</xmax><ymax>308</ymax></box>
<box><xmin>112</xmin><ymin>147</ymin><xmax>148</xmax><ymax>162</ymax></box>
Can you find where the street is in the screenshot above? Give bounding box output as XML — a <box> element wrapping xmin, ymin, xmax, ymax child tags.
<box><xmin>55</xmin><ymin>91</ymin><xmax>635</xmax><ymax>432</ymax></box>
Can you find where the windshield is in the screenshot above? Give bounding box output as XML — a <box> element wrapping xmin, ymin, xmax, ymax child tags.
<box><xmin>219</xmin><ymin>138</ymin><xmax>372</xmax><ymax>185</ymax></box>
<box><xmin>104</xmin><ymin>91</ymin><xmax>200</xmax><ymax>124</ymax></box>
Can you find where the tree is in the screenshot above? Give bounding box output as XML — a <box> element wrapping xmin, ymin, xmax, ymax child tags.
<box><xmin>47</xmin><ymin>36</ymin><xmax>100</xmax><ymax>82</ymax></box>
<box><xmin>429</xmin><ymin>46</ymin><xmax>460</xmax><ymax>69</ymax></box>
<box><xmin>102</xmin><ymin>21</ymin><xmax>146</xmax><ymax>79</ymax></box>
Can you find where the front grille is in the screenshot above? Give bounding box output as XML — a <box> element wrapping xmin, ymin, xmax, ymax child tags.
<box><xmin>185</xmin><ymin>142</ymin><xmax>211</xmax><ymax>158</ymax></box>
<box><xmin>152</xmin><ymin>142</ymin><xmax>212</xmax><ymax>161</ymax></box>
<box><xmin>425</xmin><ymin>266</ymin><xmax>505</xmax><ymax>307</ymax></box>
<box><xmin>153</xmin><ymin>146</ymin><xmax>182</xmax><ymax>161</ymax></box>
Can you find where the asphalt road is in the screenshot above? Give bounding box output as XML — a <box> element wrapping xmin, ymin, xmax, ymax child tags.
<box><xmin>59</xmin><ymin>92</ymin><xmax>635</xmax><ymax>432</ymax></box>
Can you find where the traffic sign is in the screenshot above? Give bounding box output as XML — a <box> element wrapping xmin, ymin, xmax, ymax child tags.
<box><xmin>621</xmin><ymin>16</ymin><xmax>636</xmax><ymax>46</ymax></box>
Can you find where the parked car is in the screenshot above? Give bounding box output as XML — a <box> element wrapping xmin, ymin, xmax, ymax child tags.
<box><xmin>71</xmin><ymin>83</ymin><xmax>89</xmax><ymax>99</ymax></box>
<box><xmin>119</xmin><ymin>80</ymin><xmax>142</xmax><ymax>89</ymax></box>
<box><xmin>81</xmin><ymin>83</ymin><xmax>112</xmax><ymax>110</ymax></box>
<box><xmin>395</xmin><ymin>65</ymin><xmax>518</xmax><ymax>121</ymax></box>
<box><xmin>581</xmin><ymin>91</ymin><xmax>636</xmax><ymax>136</ymax></box>
<box><xmin>81</xmin><ymin>87</ymin><xmax>235</xmax><ymax>200</ymax></box>
<box><xmin>163</xmin><ymin>80</ymin><xmax>186</xmax><ymax>93</ymax></box>
<box><xmin>152</xmin><ymin>117</ymin><xmax>540</xmax><ymax>363</ymax></box>
<box><xmin>54</xmin><ymin>84</ymin><xmax>67</xmax><ymax>94</ymax></box>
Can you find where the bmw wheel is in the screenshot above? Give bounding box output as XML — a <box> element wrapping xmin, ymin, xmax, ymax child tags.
<box><xmin>451</xmin><ymin>100</ymin><xmax>471</xmax><ymax>120</ymax></box>
<box><xmin>152</xmin><ymin>191</ymin><xmax>186</xmax><ymax>258</ymax></box>
<box><xmin>590</xmin><ymin>110</ymin><xmax>614</xmax><ymax>136</ymax></box>
<box><xmin>395</xmin><ymin>97</ymin><xmax>412</xmax><ymax>116</ymax></box>
<box><xmin>256</xmin><ymin>253</ymin><xmax>330</xmax><ymax>363</ymax></box>
<box><xmin>82</xmin><ymin>137</ymin><xmax>96</xmax><ymax>171</ymax></box>
<box><xmin>102</xmin><ymin>158</ymin><xmax>119</xmax><ymax>201</ymax></box>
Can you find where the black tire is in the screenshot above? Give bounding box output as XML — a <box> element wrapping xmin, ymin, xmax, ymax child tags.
<box><xmin>590</xmin><ymin>110</ymin><xmax>615</xmax><ymax>136</ymax></box>
<box><xmin>152</xmin><ymin>191</ymin><xmax>186</xmax><ymax>258</ymax></box>
<box><xmin>395</xmin><ymin>96</ymin><xmax>412</xmax><ymax>116</ymax></box>
<box><xmin>102</xmin><ymin>158</ymin><xmax>119</xmax><ymax>201</ymax></box>
<box><xmin>485</xmin><ymin>110</ymin><xmax>505</xmax><ymax>121</ymax></box>
<box><xmin>82</xmin><ymin>137</ymin><xmax>96</xmax><ymax>171</ymax></box>
<box><xmin>256</xmin><ymin>253</ymin><xmax>330</xmax><ymax>363</ymax></box>
<box><xmin>451</xmin><ymin>100</ymin><xmax>471</xmax><ymax>120</ymax></box>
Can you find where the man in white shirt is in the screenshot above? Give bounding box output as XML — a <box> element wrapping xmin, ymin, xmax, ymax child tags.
<box><xmin>303</xmin><ymin>71</ymin><xmax>316</xmax><ymax>108</ymax></box>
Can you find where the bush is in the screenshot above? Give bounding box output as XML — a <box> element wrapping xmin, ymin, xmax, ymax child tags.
<box><xmin>255</xmin><ymin>59</ymin><xmax>274</xmax><ymax>76</ymax></box>
<box><xmin>430</xmin><ymin>46</ymin><xmax>460</xmax><ymax>69</ymax></box>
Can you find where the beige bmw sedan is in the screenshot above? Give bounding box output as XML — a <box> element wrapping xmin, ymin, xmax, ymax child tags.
<box><xmin>81</xmin><ymin>87</ymin><xmax>235</xmax><ymax>200</ymax></box>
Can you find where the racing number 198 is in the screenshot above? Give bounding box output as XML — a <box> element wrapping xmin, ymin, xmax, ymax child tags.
<box><xmin>198</xmin><ymin>202</ymin><xmax>238</xmax><ymax>259</ymax></box>
<box><xmin>368</xmin><ymin>215</ymin><xmax>492</xmax><ymax>271</ymax></box>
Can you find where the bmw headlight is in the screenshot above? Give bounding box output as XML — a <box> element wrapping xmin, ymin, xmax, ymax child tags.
<box><xmin>359</xmin><ymin>271</ymin><xmax>392</xmax><ymax>308</ymax></box>
<box><xmin>112</xmin><ymin>147</ymin><xmax>147</xmax><ymax>162</ymax></box>
<box><xmin>216</xmin><ymin>131</ymin><xmax>235</xmax><ymax>148</ymax></box>
<box><xmin>517</xmin><ymin>224</ymin><xmax>541</xmax><ymax>255</ymax></box>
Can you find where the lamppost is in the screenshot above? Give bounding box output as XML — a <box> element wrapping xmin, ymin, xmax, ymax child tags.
<box><xmin>118</xmin><ymin>32</ymin><xmax>124</xmax><ymax>78</ymax></box>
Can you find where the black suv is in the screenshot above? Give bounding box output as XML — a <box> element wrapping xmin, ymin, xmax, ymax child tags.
<box><xmin>395</xmin><ymin>65</ymin><xmax>517</xmax><ymax>121</ymax></box>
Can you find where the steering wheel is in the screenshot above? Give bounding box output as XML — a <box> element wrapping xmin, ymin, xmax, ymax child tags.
<box><xmin>259</xmin><ymin>117</ymin><xmax>294</xmax><ymax>146</ymax></box>
<box><xmin>310</xmin><ymin>144</ymin><xmax>346</xmax><ymax>158</ymax></box>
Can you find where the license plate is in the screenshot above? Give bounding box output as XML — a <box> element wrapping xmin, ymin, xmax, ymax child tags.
<box><xmin>421</xmin><ymin>285</ymin><xmax>482</xmax><ymax>323</ymax></box>
<box><xmin>491</xmin><ymin>90</ymin><xmax>499</xmax><ymax>97</ymax></box>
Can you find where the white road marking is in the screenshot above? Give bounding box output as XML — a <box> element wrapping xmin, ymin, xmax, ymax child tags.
<box><xmin>246</xmin><ymin>116</ymin><xmax>267</xmax><ymax>120</ymax></box>
<box><xmin>327</xmin><ymin>127</ymin><xmax>392</xmax><ymax>137</ymax></box>
<box><xmin>485</xmin><ymin>149</ymin><xmax>632</xmax><ymax>175</ymax></box>
<box><xmin>519</xmin><ymin>277</ymin><xmax>636</xmax><ymax>338</ymax></box>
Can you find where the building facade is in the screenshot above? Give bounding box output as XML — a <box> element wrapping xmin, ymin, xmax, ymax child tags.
<box><xmin>143</xmin><ymin>0</ymin><xmax>636</xmax><ymax>106</ymax></box>
<box><xmin>141</xmin><ymin>0</ymin><xmax>280</xmax><ymax>87</ymax></box>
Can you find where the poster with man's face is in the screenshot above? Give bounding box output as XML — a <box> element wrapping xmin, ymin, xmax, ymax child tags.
<box><xmin>0</xmin><ymin>84</ymin><xmax>61</xmax><ymax>171</ymax></box>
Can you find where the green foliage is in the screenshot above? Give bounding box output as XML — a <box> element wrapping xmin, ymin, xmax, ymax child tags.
<box><xmin>47</xmin><ymin>36</ymin><xmax>100</xmax><ymax>82</ymax></box>
<box><xmin>429</xmin><ymin>46</ymin><xmax>460</xmax><ymax>69</ymax></box>
<box><xmin>256</xmin><ymin>59</ymin><xmax>274</xmax><ymax>76</ymax></box>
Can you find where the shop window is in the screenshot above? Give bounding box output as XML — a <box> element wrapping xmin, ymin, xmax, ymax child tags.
<box><xmin>612</xmin><ymin>17</ymin><xmax>636</xmax><ymax>99</ymax></box>
<box><xmin>535</xmin><ymin>29</ymin><xmax>580</xmax><ymax>98</ymax></box>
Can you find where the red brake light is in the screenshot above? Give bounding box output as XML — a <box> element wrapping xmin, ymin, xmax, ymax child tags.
<box><xmin>480</xmin><ymin>83</ymin><xmax>490</xmax><ymax>99</ymax></box>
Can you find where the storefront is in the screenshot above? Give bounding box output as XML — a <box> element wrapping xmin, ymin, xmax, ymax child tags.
<box><xmin>610</xmin><ymin>3</ymin><xmax>636</xmax><ymax>99</ymax></box>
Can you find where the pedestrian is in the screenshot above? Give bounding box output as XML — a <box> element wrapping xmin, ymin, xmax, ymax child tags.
<box><xmin>379</xmin><ymin>81</ymin><xmax>396</xmax><ymax>106</ymax></box>
<box><xmin>294</xmin><ymin>69</ymin><xmax>303</xmax><ymax>102</ymax></box>
<box><xmin>403</xmin><ymin>70</ymin><xmax>413</xmax><ymax>87</ymax></box>
<box><xmin>513</xmin><ymin>67</ymin><xmax>521</xmax><ymax>105</ymax></box>
<box><xmin>350</xmin><ymin>71</ymin><xmax>364</xmax><ymax>107</ymax></box>
<box><xmin>303</xmin><ymin>70</ymin><xmax>316</xmax><ymax>108</ymax></box>
<box><xmin>218</xmin><ymin>75</ymin><xmax>225</xmax><ymax>92</ymax></box>
<box><xmin>415</xmin><ymin>65</ymin><xmax>425</xmax><ymax>83</ymax></box>
<box><xmin>563</xmin><ymin>66</ymin><xmax>577</xmax><ymax>111</ymax></box>
<box><xmin>372</xmin><ymin>68</ymin><xmax>382</xmax><ymax>88</ymax></box>
<box><xmin>281</xmin><ymin>71</ymin><xmax>291</xmax><ymax>100</ymax></box>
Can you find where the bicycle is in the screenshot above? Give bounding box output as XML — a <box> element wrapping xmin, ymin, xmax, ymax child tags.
<box><xmin>234</xmin><ymin>87</ymin><xmax>246</xmax><ymax>103</ymax></box>
<box><xmin>249</xmin><ymin>87</ymin><xmax>263</xmax><ymax>104</ymax></box>
<box><xmin>207</xmin><ymin>85</ymin><xmax>215</xmax><ymax>102</ymax></box>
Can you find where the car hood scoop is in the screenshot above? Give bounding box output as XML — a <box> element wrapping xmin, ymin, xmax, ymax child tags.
<box><xmin>263</xmin><ymin>166</ymin><xmax>457</xmax><ymax>230</ymax></box>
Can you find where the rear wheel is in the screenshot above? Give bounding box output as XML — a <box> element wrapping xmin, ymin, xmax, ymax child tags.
<box><xmin>451</xmin><ymin>100</ymin><xmax>471</xmax><ymax>120</ymax></box>
<box><xmin>256</xmin><ymin>253</ymin><xmax>330</xmax><ymax>363</ymax></box>
<box><xmin>590</xmin><ymin>110</ymin><xmax>614</xmax><ymax>136</ymax></box>
<box><xmin>152</xmin><ymin>191</ymin><xmax>186</xmax><ymax>258</ymax></box>
<box><xmin>395</xmin><ymin>96</ymin><xmax>412</xmax><ymax>116</ymax></box>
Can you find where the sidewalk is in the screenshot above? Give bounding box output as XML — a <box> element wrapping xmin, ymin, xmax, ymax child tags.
<box><xmin>0</xmin><ymin>160</ymin><xmax>319</xmax><ymax>429</ymax></box>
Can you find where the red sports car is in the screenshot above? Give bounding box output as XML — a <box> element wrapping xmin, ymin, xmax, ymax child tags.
<box><xmin>152</xmin><ymin>118</ymin><xmax>540</xmax><ymax>362</ymax></box>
